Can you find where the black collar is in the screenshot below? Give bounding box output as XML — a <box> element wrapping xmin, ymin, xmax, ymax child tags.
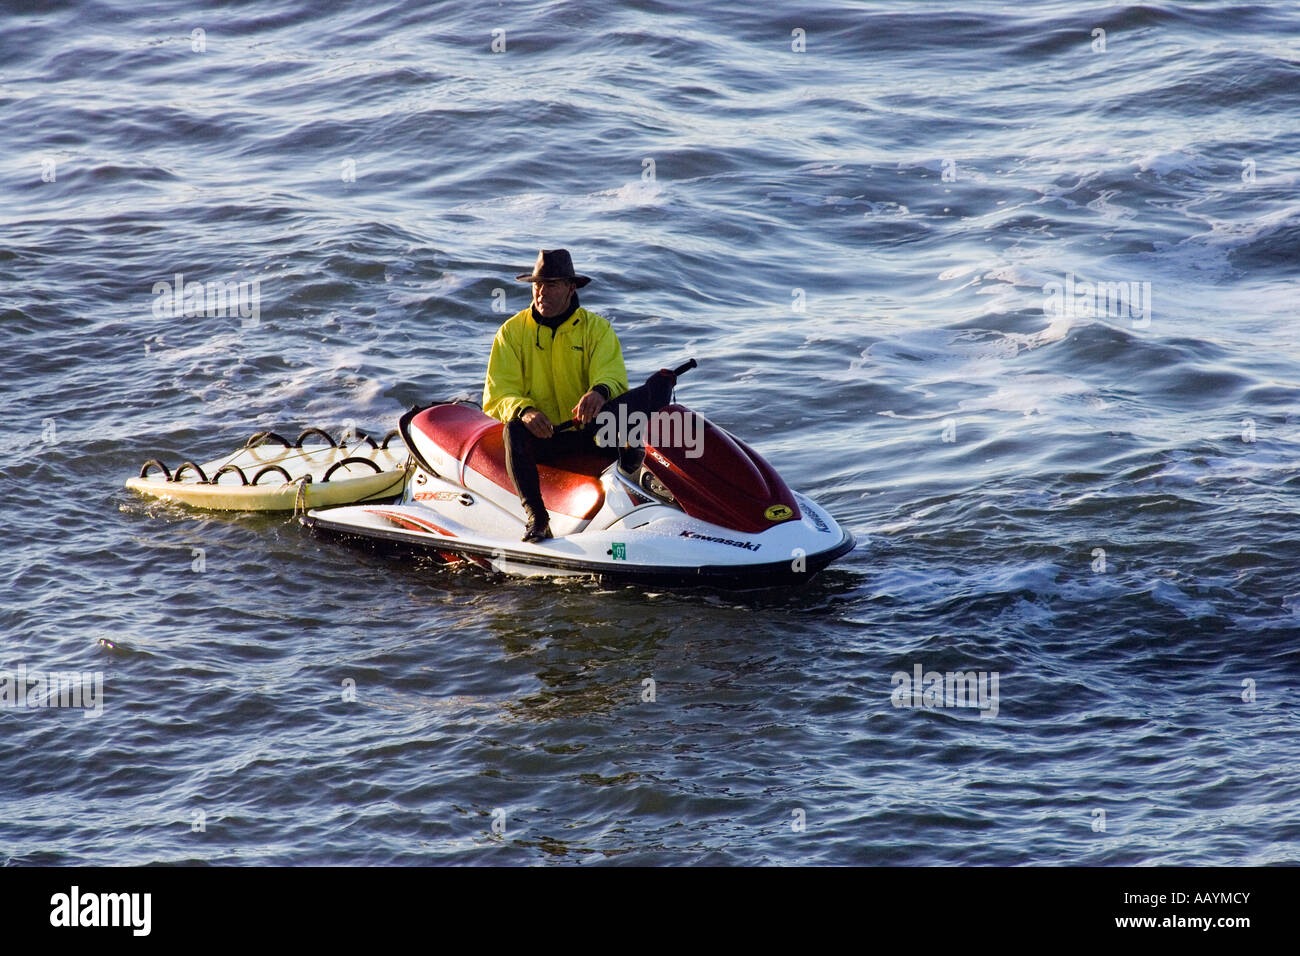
<box><xmin>532</xmin><ymin>292</ymin><xmax>580</xmax><ymax>330</ymax></box>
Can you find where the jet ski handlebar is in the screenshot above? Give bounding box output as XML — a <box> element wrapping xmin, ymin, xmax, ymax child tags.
<box><xmin>552</xmin><ymin>358</ymin><xmax>697</xmax><ymax>433</ymax></box>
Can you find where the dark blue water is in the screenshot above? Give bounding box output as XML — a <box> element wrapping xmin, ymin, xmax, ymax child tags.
<box><xmin>2</xmin><ymin>0</ymin><xmax>1299</xmax><ymax>864</ymax></box>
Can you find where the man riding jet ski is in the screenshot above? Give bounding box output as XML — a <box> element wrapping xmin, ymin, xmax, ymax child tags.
<box><xmin>303</xmin><ymin>249</ymin><xmax>855</xmax><ymax>587</ymax></box>
<box><xmin>484</xmin><ymin>248</ymin><xmax>672</xmax><ymax>543</ymax></box>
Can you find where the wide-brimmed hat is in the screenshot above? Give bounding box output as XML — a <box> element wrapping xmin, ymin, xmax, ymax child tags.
<box><xmin>515</xmin><ymin>248</ymin><xmax>591</xmax><ymax>287</ymax></box>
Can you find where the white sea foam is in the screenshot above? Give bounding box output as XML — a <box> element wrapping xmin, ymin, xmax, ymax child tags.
<box><xmin>1133</xmin><ymin>149</ymin><xmax>1213</xmax><ymax>177</ymax></box>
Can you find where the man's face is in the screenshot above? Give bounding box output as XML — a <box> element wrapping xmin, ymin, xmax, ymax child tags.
<box><xmin>532</xmin><ymin>279</ymin><xmax>575</xmax><ymax>317</ymax></box>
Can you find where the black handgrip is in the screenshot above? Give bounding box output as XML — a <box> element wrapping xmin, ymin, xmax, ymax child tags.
<box><xmin>553</xmin><ymin>359</ymin><xmax>696</xmax><ymax>433</ymax></box>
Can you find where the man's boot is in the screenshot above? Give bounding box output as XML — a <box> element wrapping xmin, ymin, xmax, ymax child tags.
<box><xmin>522</xmin><ymin>500</ymin><xmax>551</xmax><ymax>543</ymax></box>
<box><xmin>617</xmin><ymin>444</ymin><xmax>645</xmax><ymax>476</ymax></box>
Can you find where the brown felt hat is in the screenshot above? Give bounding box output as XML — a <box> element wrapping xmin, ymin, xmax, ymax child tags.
<box><xmin>515</xmin><ymin>248</ymin><xmax>591</xmax><ymax>287</ymax></box>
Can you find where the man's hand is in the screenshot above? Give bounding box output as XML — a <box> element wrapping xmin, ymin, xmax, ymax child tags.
<box><xmin>572</xmin><ymin>389</ymin><xmax>607</xmax><ymax>425</ymax></box>
<box><xmin>521</xmin><ymin>408</ymin><xmax>554</xmax><ymax>439</ymax></box>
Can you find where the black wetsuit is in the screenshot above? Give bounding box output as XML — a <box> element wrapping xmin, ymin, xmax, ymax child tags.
<box><xmin>504</xmin><ymin>360</ymin><xmax>678</xmax><ymax>519</ymax></box>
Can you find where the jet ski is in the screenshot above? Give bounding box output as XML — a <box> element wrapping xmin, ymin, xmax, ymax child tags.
<box><xmin>303</xmin><ymin>360</ymin><xmax>855</xmax><ymax>587</ymax></box>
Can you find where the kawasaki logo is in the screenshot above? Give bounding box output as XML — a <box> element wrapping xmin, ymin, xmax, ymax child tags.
<box><xmin>678</xmin><ymin>530</ymin><xmax>761</xmax><ymax>552</ymax></box>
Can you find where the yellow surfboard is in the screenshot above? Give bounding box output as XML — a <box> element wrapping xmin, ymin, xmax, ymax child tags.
<box><xmin>125</xmin><ymin>429</ymin><xmax>409</xmax><ymax>511</ymax></box>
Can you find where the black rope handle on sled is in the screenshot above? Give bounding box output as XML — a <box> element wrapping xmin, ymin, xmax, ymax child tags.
<box><xmin>294</xmin><ymin>427</ymin><xmax>336</xmax><ymax>448</ymax></box>
<box><xmin>252</xmin><ymin>464</ymin><xmax>294</xmax><ymax>485</ymax></box>
<box><xmin>172</xmin><ymin>460</ymin><xmax>209</xmax><ymax>483</ymax></box>
<box><xmin>245</xmin><ymin>431</ymin><xmax>291</xmax><ymax>449</ymax></box>
<box><xmin>212</xmin><ymin>464</ymin><xmax>249</xmax><ymax>485</ymax></box>
<box><xmin>322</xmin><ymin>457</ymin><xmax>383</xmax><ymax>481</ymax></box>
<box><xmin>139</xmin><ymin>459</ymin><xmax>172</xmax><ymax>481</ymax></box>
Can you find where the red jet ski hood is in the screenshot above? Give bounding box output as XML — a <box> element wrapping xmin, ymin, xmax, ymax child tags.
<box><xmin>642</xmin><ymin>405</ymin><xmax>800</xmax><ymax>534</ymax></box>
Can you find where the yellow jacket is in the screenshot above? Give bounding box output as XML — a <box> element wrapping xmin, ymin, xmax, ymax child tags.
<box><xmin>483</xmin><ymin>306</ymin><xmax>628</xmax><ymax>424</ymax></box>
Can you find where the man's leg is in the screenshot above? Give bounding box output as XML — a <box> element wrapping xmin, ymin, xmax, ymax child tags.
<box><xmin>503</xmin><ymin>420</ymin><xmax>593</xmax><ymax>542</ymax></box>
<box><xmin>587</xmin><ymin>368</ymin><xmax>678</xmax><ymax>470</ymax></box>
<box><xmin>504</xmin><ymin>418</ymin><xmax>553</xmax><ymax>541</ymax></box>
<box><xmin>605</xmin><ymin>368</ymin><xmax>676</xmax><ymax>419</ymax></box>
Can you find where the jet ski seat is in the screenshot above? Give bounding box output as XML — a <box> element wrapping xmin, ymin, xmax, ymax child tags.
<box><xmin>417</xmin><ymin>404</ymin><xmax>608</xmax><ymax>520</ymax></box>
